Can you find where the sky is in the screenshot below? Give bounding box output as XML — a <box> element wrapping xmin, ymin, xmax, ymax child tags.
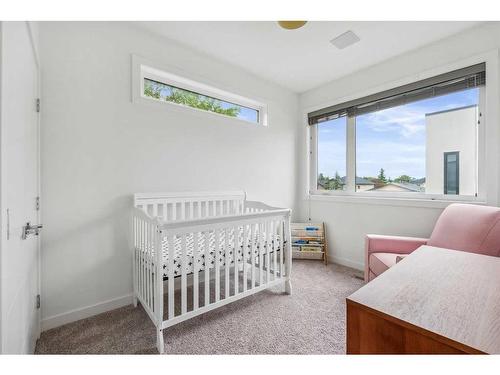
<box><xmin>317</xmin><ymin>88</ymin><xmax>479</xmax><ymax>180</ymax></box>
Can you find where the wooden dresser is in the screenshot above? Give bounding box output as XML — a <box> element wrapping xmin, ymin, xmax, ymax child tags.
<box><xmin>347</xmin><ymin>246</ymin><xmax>500</xmax><ymax>354</ymax></box>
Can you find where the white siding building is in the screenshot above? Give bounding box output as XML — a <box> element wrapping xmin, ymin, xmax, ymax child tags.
<box><xmin>425</xmin><ymin>105</ymin><xmax>478</xmax><ymax>196</ymax></box>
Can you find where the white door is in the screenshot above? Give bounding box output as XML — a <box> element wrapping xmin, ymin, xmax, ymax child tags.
<box><xmin>0</xmin><ymin>22</ymin><xmax>41</xmax><ymax>354</ymax></box>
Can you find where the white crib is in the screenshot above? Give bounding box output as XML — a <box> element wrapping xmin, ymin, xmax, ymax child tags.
<box><xmin>132</xmin><ymin>191</ymin><xmax>292</xmax><ymax>353</ymax></box>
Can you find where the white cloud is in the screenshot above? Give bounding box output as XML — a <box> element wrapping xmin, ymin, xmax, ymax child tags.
<box><xmin>359</xmin><ymin>106</ymin><xmax>426</xmax><ymax>138</ymax></box>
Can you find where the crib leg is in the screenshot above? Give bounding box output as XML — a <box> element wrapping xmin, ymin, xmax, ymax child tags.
<box><xmin>133</xmin><ymin>295</ymin><xmax>138</xmax><ymax>308</ymax></box>
<box><xmin>284</xmin><ymin>279</ymin><xmax>292</xmax><ymax>295</ymax></box>
<box><xmin>156</xmin><ymin>328</ymin><xmax>165</xmax><ymax>354</ymax></box>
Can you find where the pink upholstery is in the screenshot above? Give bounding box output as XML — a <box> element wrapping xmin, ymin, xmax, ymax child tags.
<box><xmin>365</xmin><ymin>235</ymin><xmax>427</xmax><ymax>281</ymax></box>
<box><xmin>427</xmin><ymin>204</ymin><xmax>500</xmax><ymax>257</ymax></box>
<box><xmin>365</xmin><ymin>203</ymin><xmax>500</xmax><ymax>281</ymax></box>
<box><xmin>369</xmin><ymin>253</ymin><xmax>409</xmax><ymax>277</ymax></box>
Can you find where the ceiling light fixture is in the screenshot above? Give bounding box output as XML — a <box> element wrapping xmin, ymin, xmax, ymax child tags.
<box><xmin>278</xmin><ymin>21</ymin><xmax>307</xmax><ymax>30</ymax></box>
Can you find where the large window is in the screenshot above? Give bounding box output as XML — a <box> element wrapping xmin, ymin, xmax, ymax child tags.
<box><xmin>310</xmin><ymin>63</ymin><xmax>485</xmax><ymax>199</ymax></box>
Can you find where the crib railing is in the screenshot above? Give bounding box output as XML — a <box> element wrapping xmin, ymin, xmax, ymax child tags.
<box><xmin>156</xmin><ymin>209</ymin><xmax>291</xmax><ymax>329</ymax></box>
<box><xmin>134</xmin><ymin>191</ymin><xmax>246</xmax><ymax>221</ymax></box>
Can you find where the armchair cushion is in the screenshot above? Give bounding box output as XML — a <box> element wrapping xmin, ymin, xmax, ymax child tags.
<box><xmin>369</xmin><ymin>253</ymin><xmax>408</xmax><ymax>279</ymax></box>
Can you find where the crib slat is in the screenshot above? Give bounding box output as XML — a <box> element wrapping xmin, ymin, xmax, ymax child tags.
<box><xmin>135</xmin><ymin>217</ymin><xmax>138</xmax><ymax>302</ymax></box>
<box><xmin>193</xmin><ymin>231</ymin><xmax>199</xmax><ymax>310</ymax></box>
<box><xmin>140</xmin><ymin>220</ymin><xmax>144</xmax><ymax>304</ymax></box>
<box><xmin>234</xmin><ymin>225</ymin><xmax>239</xmax><ymax>295</ymax></box>
<box><xmin>168</xmin><ymin>234</ymin><xmax>175</xmax><ymax>319</ymax></box>
<box><xmin>279</xmin><ymin>221</ymin><xmax>284</xmax><ymax>278</ymax></box>
<box><xmin>146</xmin><ymin>222</ymin><xmax>150</xmax><ymax>307</ymax></box>
<box><xmin>224</xmin><ymin>228</ymin><xmax>230</xmax><ymax>298</ymax></box>
<box><xmin>181</xmin><ymin>234</ymin><xmax>187</xmax><ymax>315</ymax></box>
<box><xmin>170</xmin><ymin>203</ymin><xmax>175</xmax><ymax>221</ymax></box>
<box><xmin>145</xmin><ymin>222</ymin><xmax>150</xmax><ymax>308</ymax></box>
<box><xmin>259</xmin><ymin>221</ymin><xmax>264</xmax><ymax>286</ymax></box>
<box><xmin>204</xmin><ymin>231</ymin><xmax>210</xmax><ymax>306</ymax></box>
<box><xmin>266</xmin><ymin>221</ymin><xmax>271</xmax><ymax>284</ymax></box>
<box><xmin>189</xmin><ymin>201</ymin><xmax>194</xmax><ymax>220</ymax></box>
<box><xmin>181</xmin><ymin>202</ymin><xmax>186</xmax><ymax>220</ymax></box>
<box><xmin>242</xmin><ymin>223</ymin><xmax>248</xmax><ymax>292</ymax></box>
<box><xmin>149</xmin><ymin>223</ymin><xmax>153</xmax><ymax>309</ymax></box>
<box><xmin>273</xmin><ymin>220</ymin><xmax>278</xmax><ymax>281</ymax></box>
<box><xmin>197</xmin><ymin>201</ymin><xmax>202</xmax><ymax>219</ymax></box>
<box><xmin>251</xmin><ymin>223</ymin><xmax>256</xmax><ymax>289</ymax></box>
<box><xmin>215</xmin><ymin>229</ymin><xmax>220</xmax><ymax>302</ymax></box>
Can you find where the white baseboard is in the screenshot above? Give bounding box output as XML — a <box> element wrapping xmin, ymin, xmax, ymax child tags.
<box><xmin>40</xmin><ymin>271</ymin><xmax>213</xmax><ymax>332</ymax></box>
<box><xmin>330</xmin><ymin>255</ymin><xmax>364</xmax><ymax>271</ymax></box>
<box><xmin>41</xmin><ymin>294</ymin><xmax>133</xmax><ymax>332</ymax></box>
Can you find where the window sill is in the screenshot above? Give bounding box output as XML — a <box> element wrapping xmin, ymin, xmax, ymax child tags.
<box><xmin>308</xmin><ymin>193</ymin><xmax>486</xmax><ymax>209</ymax></box>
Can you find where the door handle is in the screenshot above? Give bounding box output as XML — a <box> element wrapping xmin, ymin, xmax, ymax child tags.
<box><xmin>22</xmin><ymin>222</ymin><xmax>43</xmax><ymax>240</ymax></box>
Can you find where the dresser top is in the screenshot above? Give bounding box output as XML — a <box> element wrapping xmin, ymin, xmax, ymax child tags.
<box><xmin>348</xmin><ymin>246</ymin><xmax>500</xmax><ymax>354</ymax></box>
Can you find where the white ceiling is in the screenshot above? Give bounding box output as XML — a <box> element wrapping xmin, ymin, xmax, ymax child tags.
<box><xmin>137</xmin><ymin>21</ymin><xmax>481</xmax><ymax>93</ymax></box>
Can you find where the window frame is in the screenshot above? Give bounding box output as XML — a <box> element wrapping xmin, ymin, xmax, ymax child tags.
<box><xmin>306</xmin><ymin>57</ymin><xmax>493</xmax><ymax>206</ymax></box>
<box><xmin>132</xmin><ymin>55</ymin><xmax>268</xmax><ymax>126</ymax></box>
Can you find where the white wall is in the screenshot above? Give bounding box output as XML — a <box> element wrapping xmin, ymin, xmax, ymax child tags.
<box><xmin>39</xmin><ymin>22</ymin><xmax>299</xmax><ymax>328</ymax></box>
<box><xmin>298</xmin><ymin>22</ymin><xmax>500</xmax><ymax>270</ymax></box>
<box><xmin>426</xmin><ymin>106</ymin><xmax>478</xmax><ymax>196</ymax></box>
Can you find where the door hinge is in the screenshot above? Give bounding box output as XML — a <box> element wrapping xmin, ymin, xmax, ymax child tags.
<box><xmin>36</xmin><ymin>196</ymin><xmax>40</xmax><ymax>211</ymax></box>
<box><xmin>36</xmin><ymin>294</ymin><xmax>41</xmax><ymax>309</ymax></box>
<box><xmin>36</xmin><ymin>98</ymin><xmax>40</xmax><ymax>113</ymax></box>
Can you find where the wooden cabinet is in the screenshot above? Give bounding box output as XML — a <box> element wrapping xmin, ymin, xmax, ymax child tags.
<box><xmin>346</xmin><ymin>246</ymin><xmax>500</xmax><ymax>354</ymax></box>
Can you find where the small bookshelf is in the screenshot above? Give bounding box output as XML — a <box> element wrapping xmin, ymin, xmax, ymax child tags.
<box><xmin>291</xmin><ymin>222</ymin><xmax>328</xmax><ymax>265</ymax></box>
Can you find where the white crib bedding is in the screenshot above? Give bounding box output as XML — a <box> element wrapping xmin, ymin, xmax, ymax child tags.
<box><xmin>159</xmin><ymin>229</ymin><xmax>282</xmax><ymax>278</ymax></box>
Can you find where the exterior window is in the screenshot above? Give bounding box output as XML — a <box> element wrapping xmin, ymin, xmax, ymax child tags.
<box><xmin>444</xmin><ymin>152</ymin><xmax>460</xmax><ymax>195</ymax></box>
<box><xmin>317</xmin><ymin>116</ymin><xmax>347</xmax><ymax>191</ymax></box>
<box><xmin>355</xmin><ymin>91</ymin><xmax>478</xmax><ymax>195</ymax></box>
<box><xmin>308</xmin><ymin>63</ymin><xmax>485</xmax><ymax>200</ymax></box>
<box><xmin>144</xmin><ymin>78</ymin><xmax>260</xmax><ymax>124</ymax></box>
<box><xmin>134</xmin><ymin>59</ymin><xmax>267</xmax><ymax>126</ymax></box>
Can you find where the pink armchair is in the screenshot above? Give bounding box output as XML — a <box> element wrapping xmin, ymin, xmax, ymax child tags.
<box><xmin>365</xmin><ymin>203</ymin><xmax>500</xmax><ymax>281</ymax></box>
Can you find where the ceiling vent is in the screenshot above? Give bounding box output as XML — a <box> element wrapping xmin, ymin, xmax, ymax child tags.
<box><xmin>330</xmin><ymin>30</ymin><xmax>360</xmax><ymax>49</ymax></box>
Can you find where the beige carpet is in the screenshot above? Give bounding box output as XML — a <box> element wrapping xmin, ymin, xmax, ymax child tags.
<box><xmin>35</xmin><ymin>260</ymin><xmax>364</xmax><ymax>354</ymax></box>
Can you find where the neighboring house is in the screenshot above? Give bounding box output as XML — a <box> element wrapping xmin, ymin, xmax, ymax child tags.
<box><xmin>425</xmin><ymin>105</ymin><xmax>478</xmax><ymax>196</ymax></box>
<box><xmin>353</xmin><ymin>177</ymin><xmax>376</xmax><ymax>191</ymax></box>
<box><xmin>370</xmin><ymin>182</ymin><xmax>424</xmax><ymax>192</ymax></box>
<box><xmin>340</xmin><ymin>176</ymin><xmax>376</xmax><ymax>191</ymax></box>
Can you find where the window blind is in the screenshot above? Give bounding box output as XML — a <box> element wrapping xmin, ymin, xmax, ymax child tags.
<box><xmin>308</xmin><ymin>63</ymin><xmax>486</xmax><ymax>125</ymax></box>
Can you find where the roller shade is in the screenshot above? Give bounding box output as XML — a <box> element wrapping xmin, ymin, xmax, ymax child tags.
<box><xmin>308</xmin><ymin>63</ymin><xmax>485</xmax><ymax>125</ymax></box>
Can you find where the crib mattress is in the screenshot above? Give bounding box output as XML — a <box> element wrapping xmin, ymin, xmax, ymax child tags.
<box><xmin>159</xmin><ymin>229</ymin><xmax>282</xmax><ymax>278</ymax></box>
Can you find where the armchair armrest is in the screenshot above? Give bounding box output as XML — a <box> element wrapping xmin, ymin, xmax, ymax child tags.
<box><xmin>364</xmin><ymin>234</ymin><xmax>428</xmax><ymax>282</ymax></box>
<box><xmin>365</xmin><ymin>234</ymin><xmax>428</xmax><ymax>255</ymax></box>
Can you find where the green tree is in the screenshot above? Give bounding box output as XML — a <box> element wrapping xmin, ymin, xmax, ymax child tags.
<box><xmin>394</xmin><ymin>175</ymin><xmax>412</xmax><ymax>183</ymax></box>
<box><xmin>144</xmin><ymin>82</ymin><xmax>161</xmax><ymax>99</ymax></box>
<box><xmin>144</xmin><ymin>81</ymin><xmax>241</xmax><ymax>118</ymax></box>
<box><xmin>330</xmin><ymin>171</ymin><xmax>343</xmax><ymax>190</ymax></box>
<box><xmin>377</xmin><ymin>168</ymin><xmax>387</xmax><ymax>183</ymax></box>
